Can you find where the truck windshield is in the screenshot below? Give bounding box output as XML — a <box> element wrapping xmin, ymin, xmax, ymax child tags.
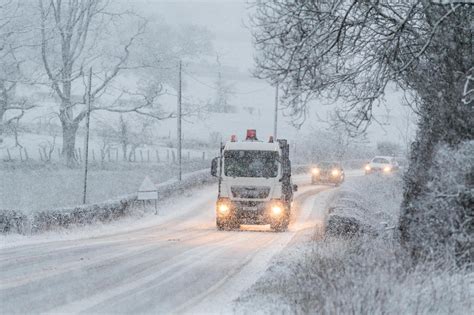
<box><xmin>224</xmin><ymin>150</ymin><xmax>278</xmax><ymax>178</ymax></box>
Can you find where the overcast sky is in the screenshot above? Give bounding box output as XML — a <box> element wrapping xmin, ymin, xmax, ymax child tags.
<box><xmin>132</xmin><ymin>0</ymin><xmax>253</xmax><ymax>70</ymax></box>
<box><xmin>127</xmin><ymin>1</ymin><xmax>416</xmax><ymax>146</ymax></box>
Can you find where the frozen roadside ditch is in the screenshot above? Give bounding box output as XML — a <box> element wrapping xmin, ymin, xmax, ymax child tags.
<box><xmin>0</xmin><ymin>169</ymin><xmax>216</xmax><ymax>235</ymax></box>
<box><xmin>235</xmin><ymin>175</ymin><xmax>473</xmax><ymax>314</ymax></box>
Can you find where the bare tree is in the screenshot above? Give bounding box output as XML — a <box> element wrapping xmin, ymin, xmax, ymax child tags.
<box><xmin>0</xmin><ymin>1</ymin><xmax>35</xmax><ymax>140</ymax></box>
<box><xmin>251</xmin><ymin>1</ymin><xmax>471</xmax><ymax>130</ymax></box>
<box><xmin>208</xmin><ymin>54</ymin><xmax>234</xmax><ymax>113</ymax></box>
<box><xmin>38</xmin><ymin>135</ymin><xmax>56</xmax><ymax>163</ymax></box>
<box><xmin>37</xmin><ymin>0</ymin><xmax>147</xmax><ymax>166</ymax></box>
<box><xmin>250</xmin><ymin>1</ymin><xmax>473</xmax><ymax>264</ymax></box>
<box><xmin>118</xmin><ymin>114</ymin><xmax>128</xmax><ymax>161</ymax></box>
<box><xmin>395</xmin><ymin>103</ymin><xmax>417</xmax><ymax>157</ymax></box>
<box><xmin>37</xmin><ymin>2</ymin><xmax>214</xmax><ymax>167</ymax></box>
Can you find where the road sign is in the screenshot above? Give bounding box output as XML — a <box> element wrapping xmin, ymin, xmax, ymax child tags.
<box><xmin>137</xmin><ymin>176</ymin><xmax>158</xmax><ymax>214</ymax></box>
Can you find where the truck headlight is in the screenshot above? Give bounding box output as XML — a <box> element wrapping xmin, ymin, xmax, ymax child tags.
<box><xmin>217</xmin><ymin>199</ymin><xmax>231</xmax><ymax>215</ymax></box>
<box><xmin>331</xmin><ymin>169</ymin><xmax>339</xmax><ymax>176</ymax></box>
<box><xmin>365</xmin><ymin>165</ymin><xmax>371</xmax><ymax>171</ymax></box>
<box><xmin>218</xmin><ymin>204</ymin><xmax>229</xmax><ymax>213</ymax></box>
<box><xmin>312</xmin><ymin>168</ymin><xmax>320</xmax><ymax>175</ymax></box>
<box><xmin>271</xmin><ymin>205</ymin><xmax>282</xmax><ymax>216</ymax></box>
<box><xmin>383</xmin><ymin>166</ymin><xmax>392</xmax><ymax>173</ymax></box>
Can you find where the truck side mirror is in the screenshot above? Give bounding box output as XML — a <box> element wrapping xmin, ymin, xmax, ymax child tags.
<box><xmin>293</xmin><ymin>184</ymin><xmax>298</xmax><ymax>192</ymax></box>
<box><xmin>211</xmin><ymin>157</ymin><xmax>218</xmax><ymax>177</ymax></box>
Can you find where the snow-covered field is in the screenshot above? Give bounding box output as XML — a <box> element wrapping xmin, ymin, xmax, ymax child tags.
<box><xmin>236</xmin><ymin>175</ymin><xmax>473</xmax><ymax>314</ymax></box>
<box><xmin>0</xmin><ymin>160</ymin><xmax>209</xmax><ymax>212</ymax></box>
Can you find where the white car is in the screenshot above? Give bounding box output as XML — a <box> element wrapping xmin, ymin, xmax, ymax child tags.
<box><xmin>365</xmin><ymin>156</ymin><xmax>399</xmax><ymax>175</ymax></box>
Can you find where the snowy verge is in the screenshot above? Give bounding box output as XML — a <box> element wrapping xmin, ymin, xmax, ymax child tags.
<box><xmin>0</xmin><ymin>169</ymin><xmax>216</xmax><ymax>235</ymax></box>
<box><xmin>326</xmin><ymin>174</ymin><xmax>402</xmax><ymax>237</ymax></box>
<box><xmin>236</xmin><ymin>174</ymin><xmax>473</xmax><ymax>314</ymax></box>
<box><xmin>236</xmin><ymin>235</ymin><xmax>473</xmax><ymax>314</ymax></box>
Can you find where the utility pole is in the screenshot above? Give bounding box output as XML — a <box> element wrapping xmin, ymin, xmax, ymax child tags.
<box><xmin>83</xmin><ymin>67</ymin><xmax>93</xmax><ymax>204</ymax></box>
<box><xmin>274</xmin><ymin>84</ymin><xmax>279</xmax><ymax>139</ymax></box>
<box><xmin>177</xmin><ymin>60</ymin><xmax>182</xmax><ymax>181</ymax></box>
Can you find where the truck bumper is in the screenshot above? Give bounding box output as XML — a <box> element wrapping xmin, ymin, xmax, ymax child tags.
<box><xmin>216</xmin><ymin>198</ymin><xmax>288</xmax><ymax>225</ymax></box>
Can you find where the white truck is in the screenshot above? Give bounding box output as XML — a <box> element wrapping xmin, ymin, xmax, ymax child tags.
<box><xmin>211</xmin><ymin>130</ymin><xmax>297</xmax><ymax>231</ymax></box>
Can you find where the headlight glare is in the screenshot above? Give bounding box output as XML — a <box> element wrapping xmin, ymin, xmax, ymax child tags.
<box><xmin>331</xmin><ymin>169</ymin><xmax>339</xmax><ymax>176</ymax></box>
<box><xmin>312</xmin><ymin>168</ymin><xmax>320</xmax><ymax>175</ymax></box>
<box><xmin>217</xmin><ymin>200</ymin><xmax>230</xmax><ymax>214</ymax></box>
<box><xmin>271</xmin><ymin>205</ymin><xmax>282</xmax><ymax>216</ymax></box>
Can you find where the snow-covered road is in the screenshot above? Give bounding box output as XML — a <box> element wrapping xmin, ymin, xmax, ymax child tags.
<box><xmin>0</xmin><ymin>174</ymin><xmax>341</xmax><ymax>314</ymax></box>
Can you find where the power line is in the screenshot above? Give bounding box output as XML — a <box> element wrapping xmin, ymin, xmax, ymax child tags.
<box><xmin>181</xmin><ymin>69</ymin><xmax>268</xmax><ymax>95</ymax></box>
<box><xmin>90</xmin><ymin>66</ymin><xmax>268</xmax><ymax>99</ymax></box>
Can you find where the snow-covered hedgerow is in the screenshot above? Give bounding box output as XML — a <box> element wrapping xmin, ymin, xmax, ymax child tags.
<box><xmin>0</xmin><ymin>169</ymin><xmax>216</xmax><ymax>234</ymax></box>
<box><xmin>237</xmin><ymin>236</ymin><xmax>473</xmax><ymax>314</ymax></box>
<box><xmin>237</xmin><ymin>174</ymin><xmax>473</xmax><ymax>314</ymax></box>
<box><xmin>326</xmin><ymin>174</ymin><xmax>402</xmax><ymax>237</ymax></box>
<box><xmin>401</xmin><ymin>140</ymin><xmax>473</xmax><ymax>266</ymax></box>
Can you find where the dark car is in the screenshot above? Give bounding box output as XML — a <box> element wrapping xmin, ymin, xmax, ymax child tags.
<box><xmin>311</xmin><ymin>162</ymin><xmax>345</xmax><ymax>186</ymax></box>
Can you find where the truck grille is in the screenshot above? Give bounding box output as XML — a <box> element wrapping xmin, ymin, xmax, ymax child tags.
<box><xmin>231</xmin><ymin>186</ymin><xmax>270</xmax><ymax>199</ymax></box>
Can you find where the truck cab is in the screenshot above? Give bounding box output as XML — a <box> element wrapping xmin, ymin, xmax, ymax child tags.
<box><xmin>211</xmin><ymin>130</ymin><xmax>296</xmax><ymax>231</ymax></box>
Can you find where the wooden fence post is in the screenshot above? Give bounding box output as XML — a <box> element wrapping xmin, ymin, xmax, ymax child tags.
<box><xmin>24</xmin><ymin>148</ymin><xmax>29</xmax><ymax>161</ymax></box>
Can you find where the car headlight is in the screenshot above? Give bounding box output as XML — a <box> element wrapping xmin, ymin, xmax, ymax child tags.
<box><xmin>271</xmin><ymin>205</ymin><xmax>282</xmax><ymax>216</ymax></box>
<box><xmin>312</xmin><ymin>168</ymin><xmax>320</xmax><ymax>175</ymax></box>
<box><xmin>365</xmin><ymin>165</ymin><xmax>371</xmax><ymax>171</ymax></box>
<box><xmin>383</xmin><ymin>166</ymin><xmax>392</xmax><ymax>173</ymax></box>
<box><xmin>331</xmin><ymin>169</ymin><xmax>339</xmax><ymax>176</ymax></box>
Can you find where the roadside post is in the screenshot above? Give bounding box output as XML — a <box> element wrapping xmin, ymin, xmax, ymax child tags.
<box><xmin>137</xmin><ymin>176</ymin><xmax>159</xmax><ymax>215</ymax></box>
